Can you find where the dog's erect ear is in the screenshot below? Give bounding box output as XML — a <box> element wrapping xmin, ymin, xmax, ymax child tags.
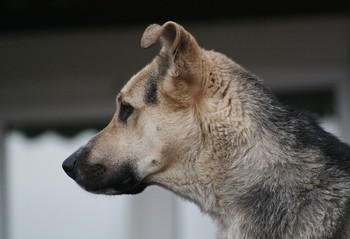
<box><xmin>141</xmin><ymin>21</ymin><xmax>203</xmax><ymax>104</ymax></box>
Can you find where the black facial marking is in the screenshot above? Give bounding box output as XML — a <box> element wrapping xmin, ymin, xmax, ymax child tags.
<box><xmin>143</xmin><ymin>55</ymin><xmax>171</xmax><ymax>105</ymax></box>
<box><xmin>73</xmin><ymin>160</ymin><xmax>147</xmax><ymax>195</ymax></box>
<box><xmin>144</xmin><ymin>72</ymin><xmax>159</xmax><ymax>105</ymax></box>
<box><xmin>118</xmin><ymin>102</ymin><xmax>134</xmax><ymax>123</ymax></box>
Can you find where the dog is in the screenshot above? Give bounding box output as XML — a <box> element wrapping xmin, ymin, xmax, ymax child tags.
<box><xmin>63</xmin><ymin>21</ymin><xmax>350</xmax><ymax>239</ymax></box>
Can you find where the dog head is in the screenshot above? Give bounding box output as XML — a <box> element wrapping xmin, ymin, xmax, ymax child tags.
<box><xmin>62</xmin><ymin>21</ymin><xmax>240</xmax><ymax>196</ymax></box>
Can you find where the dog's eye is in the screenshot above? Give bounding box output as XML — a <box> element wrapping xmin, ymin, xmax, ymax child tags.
<box><xmin>119</xmin><ymin>102</ymin><xmax>134</xmax><ymax>123</ymax></box>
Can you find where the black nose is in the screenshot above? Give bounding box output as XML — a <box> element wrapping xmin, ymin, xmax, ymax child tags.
<box><xmin>62</xmin><ymin>150</ymin><xmax>79</xmax><ymax>179</ymax></box>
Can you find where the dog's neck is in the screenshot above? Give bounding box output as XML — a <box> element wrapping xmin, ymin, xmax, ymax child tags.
<box><xmin>152</xmin><ymin>55</ymin><xmax>271</xmax><ymax>206</ymax></box>
<box><xmin>152</xmin><ymin>52</ymin><xmax>314</xmax><ymax>237</ymax></box>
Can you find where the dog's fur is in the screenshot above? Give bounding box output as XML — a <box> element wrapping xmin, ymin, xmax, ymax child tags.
<box><xmin>63</xmin><ymin>21</ymin><xmax>350</xmax><ymax>239</ymax></box>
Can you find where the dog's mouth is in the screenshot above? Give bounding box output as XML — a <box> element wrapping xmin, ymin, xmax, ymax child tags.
<box><xmin>72</xmin><ymin>167</ymin><xmax>149</xmax><ymax>196</ymax></box>
<box><xmin>95</xmin><ymin>182</ymin><xmax>148</xmax><ymax>195</ymax></box>
<box><xmin>72</xmin><ymin>173</ymin><xmax>149</xmax><ymax>196</ymax></box>
<box><xmin>62</xmin><ymin>151</ymin><xmax>148</xmax><ymax>195</ymax></box>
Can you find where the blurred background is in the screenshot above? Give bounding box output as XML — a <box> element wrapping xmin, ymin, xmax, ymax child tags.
<box><xmin>0</xmin><ymin>1</ymin><xmax>350</xmax><ymax>239</ymax></box>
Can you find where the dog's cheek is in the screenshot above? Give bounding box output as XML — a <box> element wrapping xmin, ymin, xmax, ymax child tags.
<box><xmin>137</xmin><ymin>155</ymin><xmax>164</xmax><ymax>178</ymax></box>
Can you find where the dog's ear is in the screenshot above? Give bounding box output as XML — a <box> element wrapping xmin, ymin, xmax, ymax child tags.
<box><xmin>141</xmin><ymin>21</ymin><xmax>203</xmax><ymax>104</ymax></box>
<box><xmin>141</xmin><ymin>21</ymin><xmax>200</xmax><ymax>57</ymax></box>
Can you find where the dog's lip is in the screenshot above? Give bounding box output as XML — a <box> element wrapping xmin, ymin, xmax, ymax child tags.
<box><xmin>121</xmin><ymin>182</ymin><xmax>148</xmax><ymax>195</ymax></box>
<box><xmin>88</xmin><ymin>182</ymin><xmax>148</xmax><ymax>196</ymax></box>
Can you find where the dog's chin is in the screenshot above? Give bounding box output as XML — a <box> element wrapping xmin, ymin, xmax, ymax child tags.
<box><xmin>106</xmin><ymin>183</ymin><xmax>148</xmax><ymax>195</ymax></box>
<box><xmin>83</xmin><ymin>182</ymin><xmax>148</xmax><ymax>196</ymax></box>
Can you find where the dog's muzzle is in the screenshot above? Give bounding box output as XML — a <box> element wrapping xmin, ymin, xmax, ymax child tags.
<box><xmin>62</xmin><ymin>148</ymin><xmax>147</xmax><ymax>195</ymax></box>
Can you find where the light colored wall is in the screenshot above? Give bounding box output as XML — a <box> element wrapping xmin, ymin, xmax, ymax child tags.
<box><xmin>337</xmin><ymin>77</ymin><xmax>350</xmax><ymax>142</ymax></box>
<box><xmin>0</xmin><ymin>122</ymin><xmax>7</xmax><ymax>239</ymax></box>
